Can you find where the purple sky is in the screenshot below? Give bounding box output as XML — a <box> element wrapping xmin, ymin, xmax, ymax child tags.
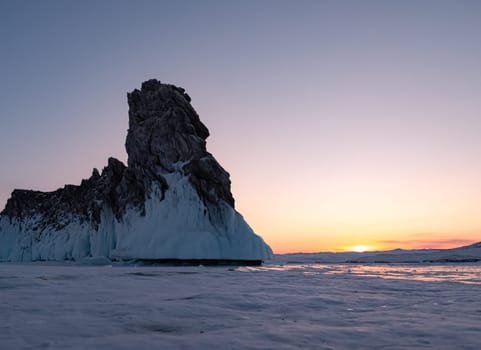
<box><xmin>1</xmin><ymin>0</ymin><xmax>481</xmax><ymax>252</ymax></box>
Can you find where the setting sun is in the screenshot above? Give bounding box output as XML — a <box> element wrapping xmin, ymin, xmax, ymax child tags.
<box><xmin>351</xmin><ymin>245</ymin><xmax>371</xmax><ymax>253</ymax></box>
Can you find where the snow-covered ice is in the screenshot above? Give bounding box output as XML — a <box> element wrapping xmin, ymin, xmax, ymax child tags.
<box><xmin>1</xmin><ymin>261</ymin><xmax>480</xmax><ymax>349</ymax></box>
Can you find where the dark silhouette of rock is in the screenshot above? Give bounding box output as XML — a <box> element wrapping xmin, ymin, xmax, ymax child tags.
<box><xmin>125</xmin><ymin>79</ymin><xmax>234</xmax><ymax>207</ymax></box>
<box><xmin>0</xmin><ymin>79</ymin><xmax>272</xmax><ymax>262</ymax></box>
<box><xmin>2</xmin><ymin>80</ymin><xmax>234</xmax><ymax>226</ymax></box>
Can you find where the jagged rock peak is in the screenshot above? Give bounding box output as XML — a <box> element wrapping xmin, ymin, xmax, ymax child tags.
<box><xmin>125</xmin><ymin>79</ymin><xmax>234</xmax><ymax>207</ymax></box>
<box><xmin>126</xmin><ymin>79</ymin><xmax>207</xmax><ymax>169</ymax></box>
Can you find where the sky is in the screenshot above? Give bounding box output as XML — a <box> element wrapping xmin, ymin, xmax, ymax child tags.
<box><xmin>1</xmin><ymin>0</ymin><xmax>481</xmax><ymax>253</ymax></box>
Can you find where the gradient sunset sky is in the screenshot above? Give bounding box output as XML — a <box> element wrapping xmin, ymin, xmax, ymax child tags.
<box><xmin>1</xmin><ymin>0</ymin><xmax>481</xmax><ymax>253</ymax></box>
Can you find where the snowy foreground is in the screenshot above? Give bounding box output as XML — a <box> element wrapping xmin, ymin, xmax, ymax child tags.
<box><xmin>1</xmin><ymin>261</ymin><xmax>481</xmax><ymax>349</ymax></box>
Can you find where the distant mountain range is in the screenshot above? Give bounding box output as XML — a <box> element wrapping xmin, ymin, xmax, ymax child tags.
<box><xmin>275</xmin><ymin>242</ymin><xmax>481</xmax><ymax>264</ymax></box>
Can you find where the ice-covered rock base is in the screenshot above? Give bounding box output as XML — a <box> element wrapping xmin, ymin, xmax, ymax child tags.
<box><xmin>0</xmin><ymin>174</ymin><xmax>271</xmax><ymax>262</ymax></box>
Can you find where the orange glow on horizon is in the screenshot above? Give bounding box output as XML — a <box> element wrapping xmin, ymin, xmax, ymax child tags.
<box><xmin>268</xmin><ymin>236</ymin><xmax>480</xmax><ymax>254</ymax></box>
<box><xmin>239</xmin><ymin>216</ymin><xmax>480</xmax><ymax>254</ymax></box>
<box><xmin>351</xmin><ymin>245</ymin><xmax>371</xmax><ymax>253</ymax></box>
<box><xmin>267</xmin><ymin>237</ymin><xmax>480</xmax><ymax>255</ymax></box>
<box><xmin>230</xmin><ymin>167</ymin><xmax>481</xmax><ymax>254</ymax></box>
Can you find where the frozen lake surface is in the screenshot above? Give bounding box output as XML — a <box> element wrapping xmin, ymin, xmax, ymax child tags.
<box><xmin>1</xmin><ymin>262</ymin><xmax>481</xmax><ymax>349</ymax></box>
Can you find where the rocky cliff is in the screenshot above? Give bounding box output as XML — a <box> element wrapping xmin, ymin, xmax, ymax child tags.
<box><xmin>0</xmin><ymin>79</ymin><xmax>272</xmax><ymax>262</ymax></box>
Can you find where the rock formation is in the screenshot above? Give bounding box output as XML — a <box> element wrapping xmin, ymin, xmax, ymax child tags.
<box><xmin>0</xmin><ymin>79</ymin><xmax>272</xmax><ymax>263</ymax></box>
